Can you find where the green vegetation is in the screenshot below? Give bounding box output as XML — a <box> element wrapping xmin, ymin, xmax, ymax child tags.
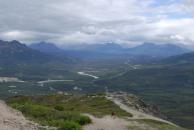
<box><xmin>9</xmin><ymin>102</ymin><xmax>90</xmax><ymax>130</ymax></box>
<box><xmin>58</xmin><ymin>121</ymin><xmax>82</xmax><ymax>130</ymax></box>
<box><xmin>7</xmin><ymin>94</ymin><xmax>132</xmax><ymax>129</ymax></box>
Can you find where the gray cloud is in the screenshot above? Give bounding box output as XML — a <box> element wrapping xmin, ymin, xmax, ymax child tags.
<box><xmin>0</xmin><ymin>0</ymin><xmax>194</xmax><ymax>47</ymax></box>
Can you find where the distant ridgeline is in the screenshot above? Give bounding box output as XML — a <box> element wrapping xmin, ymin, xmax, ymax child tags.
<box><xmin>29</xmin><ymin>42</ymin><xmax>191</xmax><ymax>59</ymax></box>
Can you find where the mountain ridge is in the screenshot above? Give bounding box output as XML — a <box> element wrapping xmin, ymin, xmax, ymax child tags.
<box><xmin>29</xmin><ymin>41</ymin><xmax>64</xmax><ymax>55</ymax></box>
<box><xmin>29</xmin><ymin>42</ymin><xmax>190</xmax><ymax>59</ymax></box>
<box><xmin>126</xmin><ymin>42</ymin><xmax>190</xmax><ymax>57</ymax></box>
<box><xmin>0</xmin><ymin>40</ymin><xmax>52</xmax><ymax>64</ymax></box>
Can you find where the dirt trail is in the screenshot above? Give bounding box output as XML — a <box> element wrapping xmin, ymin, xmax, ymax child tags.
<box><xmin>0</xmin><ymin>100</ymin><xmax>39</xmax><ymax>130</ymax></box>
<box><xmin>83</xmin><ymin>93</ymin><xmax>178</xmax><ymax>130</ymax></box>
<box><xmin>106</xmin><ymin>93</ymin><xmax>177</xmax><ymax>126</ymax></box>
<box><xmin>83</xmin><ymin>114</ymin><xmax>129</xmax><ymax>130</ymax></box>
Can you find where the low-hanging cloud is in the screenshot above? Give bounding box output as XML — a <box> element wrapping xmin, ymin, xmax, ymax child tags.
<box><xmin>0</xmin><ymin>0</ymin><xmax>194</xmax><ymax>47</ymax></box>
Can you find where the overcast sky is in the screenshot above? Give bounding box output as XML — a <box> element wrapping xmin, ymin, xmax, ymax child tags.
<box><xmin>0</xmin><ymin>0</ymin><xmax>194</xmax><ymax>47</ymax></box>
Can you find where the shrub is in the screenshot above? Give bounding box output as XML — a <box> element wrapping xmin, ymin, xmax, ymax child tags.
<box><xmin>76</xmin><ymin>115</ymin><xmax>91</xmax><ymax>125</ymax></box>
<box><xmin>54</xmin><ymin>105</ymin><xmax>65</xmax><ymax>111</ymax></box>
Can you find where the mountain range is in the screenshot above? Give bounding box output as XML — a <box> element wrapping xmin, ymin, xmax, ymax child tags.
<box><xmin>0</xmin><ymin>40</ymin><xmax>191</xmax><ymax>64</ymax></box>
<box><xmin>29</xmin><ymin>42</ymin><xmax>191</xmax><ymax>59</ymax></box>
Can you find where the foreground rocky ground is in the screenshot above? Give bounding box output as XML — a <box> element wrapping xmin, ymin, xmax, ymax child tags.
<box><xmin>0</xmin><ymin>100</ymin><xmax>39</xmax><ymax>130</ymax></box>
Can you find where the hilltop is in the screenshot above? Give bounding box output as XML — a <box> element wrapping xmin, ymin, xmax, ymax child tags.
<box><xmin>3</xmin><ymin>92</ymin><xmax>186</xmax><ymax>130</ymax></box>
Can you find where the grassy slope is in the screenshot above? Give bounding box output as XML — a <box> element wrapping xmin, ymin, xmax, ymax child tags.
<box><xmin>6</xmin><ymin>93</ymin><xmax>187</xmax><ymax>130</ymax></box>
<box><xmin>7</xmin><ymin>94</ymin><xmax>132</xmax><ymax>129</ymax></box>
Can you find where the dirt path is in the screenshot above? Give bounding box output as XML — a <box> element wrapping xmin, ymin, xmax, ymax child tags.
<box><xmin>83</xmin><ymin>114</ymin><xmax>129</xmax><ymax>130</ymax></box>
<box><xmin>0</xmin><ymin>100</ymin><xmax>40</xmax><ymax>130</ymax></box>
<box><xmin>106</xmin><ymin>93</ymin><xmax>177</xmax><ymax>126</ymax></box>
<box><xmin>83</xmin><ymin>93</ymin><xmax>178</xmax><ymax>130</ymax></box>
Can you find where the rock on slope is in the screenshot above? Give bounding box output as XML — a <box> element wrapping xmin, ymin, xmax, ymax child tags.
<box><xmin>0</xmin><ymin>100</ymin><xmax>39</xmax><ymax>130</ymax></box>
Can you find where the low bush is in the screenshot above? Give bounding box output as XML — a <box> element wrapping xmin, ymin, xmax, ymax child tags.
<box><xmin>75</xmin><ymin>115</ymin><xmax>91</xmax><ymax>125</ymax></box>
<box><xmin>54</xmin><ymin>105</ymin><xmax>65</xmax><ymax>111</ymax></box>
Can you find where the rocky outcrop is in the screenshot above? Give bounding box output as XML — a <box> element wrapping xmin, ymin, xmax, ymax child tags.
<box><xmin>107</xmin><ymin>92</ymin><xmax>166</xmax><ymax>119</ymax></box>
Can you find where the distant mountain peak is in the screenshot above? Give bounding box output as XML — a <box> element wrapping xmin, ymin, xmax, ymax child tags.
<box><xmin>35</xmin><ymin>41</ymin><xmax>54</xmax><ymax>45</ymax></box>
<box><xmin>0</xmin><ymin>40</ymin><xmax>27</xmax><ymax>49</ymax></box>
<box><xmin>0</xmin><ymin>40</ymin><xmax>52</xmax><ymax>64</ymax></box>
<box><xmin>10</xmin><ymin>40</ymin><xmax>20</xmax><ymax>44</ymax></box>
<box><xmin>29</xmin><ymin>42</ymin><xmax>63</xmax><ymax>54</ymax></box>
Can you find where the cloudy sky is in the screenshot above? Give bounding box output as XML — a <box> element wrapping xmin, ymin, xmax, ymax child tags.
<box><xmin>0</xmin><ymin>0</ymin><xmax>194</xmax><ymax>47</ymax></box>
